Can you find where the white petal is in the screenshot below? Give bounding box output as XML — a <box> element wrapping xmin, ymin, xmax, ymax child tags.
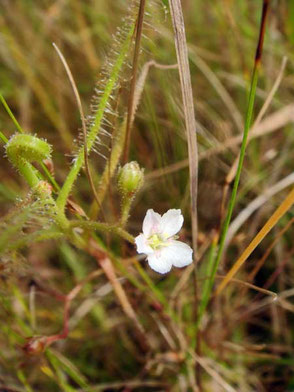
<box><xmin>135</xmin><ymin>234</ymin><xmax>153</xmax><ymax>255</ymax></box>
<box><xmin>147</xmin><ymin>251</ymin><xmax>172</xmax><ymax>274</ymax></box>
<box><xmin>142</xmin><ymin>209</ymin><xmax>161</xmax><ymax>237</ymax></box>
<box><xmin>160</xmin><ymin>240</ymin><xmax>193</xmax><ymax>268</ymax></box>
<box><xmin>159</xmin><ymin>209</ymin><xmax>184</xmax><ymax>238</ymax></box>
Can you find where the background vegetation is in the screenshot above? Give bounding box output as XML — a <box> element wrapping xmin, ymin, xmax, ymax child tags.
<box><xmin>0</xmin><ymin>0</ymin><xmax>294</xmax><ymax>390</ymax></box>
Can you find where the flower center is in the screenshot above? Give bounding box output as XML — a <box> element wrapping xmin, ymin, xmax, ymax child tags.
<box><xmin>148</xmin><ymin>234</ymin><xmax>167</xmax><ymax>250</ymax></box>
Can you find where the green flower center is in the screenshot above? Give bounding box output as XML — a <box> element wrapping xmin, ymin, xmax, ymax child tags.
<box><xmin>148</xmin><ymin>233</ymin><xmax>178</xmax><ymax>250</ymax></box>
<box><xmin>148</xmin><ymin>234</ymin><xmax>167</xmax><ymax>250</ymax></box>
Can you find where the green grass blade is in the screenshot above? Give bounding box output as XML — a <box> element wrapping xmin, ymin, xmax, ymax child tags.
<box><xmin>196</xmin><ymin>0</ymin><xmax>270</xmax><ymax>329</ymax></box>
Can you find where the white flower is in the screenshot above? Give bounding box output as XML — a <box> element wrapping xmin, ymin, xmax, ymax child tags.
<box><xmin>135</xmin><ymin>209</ymin><xmax>193</xmax><ymax>274</ymax></box>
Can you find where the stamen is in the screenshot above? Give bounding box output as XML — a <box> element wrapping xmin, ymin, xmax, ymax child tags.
<box><xmin>148</xmin><ymin>234</ymin><xmax>171</xmax><ymax>250</ymax></box>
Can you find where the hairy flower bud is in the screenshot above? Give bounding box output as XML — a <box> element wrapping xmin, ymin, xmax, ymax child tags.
<box><xmin>117</xmin><ymin>161</ymin><xmax>144</xmax><ymax>196</ymax></box>
<box><xmin>34</xmin><ymin>180</ymin><xmax>53</xmax><ymax>197</ymax></box>
<box><xmin>6</xmin><ymin>134</ymin><xmax>52</xmax><ymax>167</ymax></box>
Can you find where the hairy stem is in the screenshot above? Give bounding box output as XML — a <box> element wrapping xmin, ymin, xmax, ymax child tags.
<box><xmin>123</xmin><ymin>0</ymin><xmax>146</xmax><ymax>162</ymax></box>
<box><xmin>69</xmin><ymin>220</ymin><xmax>134</xmax><ymax>243</ymax></box>
<box><xmin>56</xmin><ymin>24</ymin><xmax>135</xmax><ymax>212</ymax></box>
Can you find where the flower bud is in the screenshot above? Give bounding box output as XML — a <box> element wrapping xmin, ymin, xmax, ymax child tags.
<box><xmin>34</xmin><ymin>180</ymin><xmax>53</xmax><ymax>197</ymax></box>
<box><xmin>22</xmin><ymin>336</ymin><xmax>47</xmax><ymax>355</ymax></box>
<box><xmin>117</xmin><ymin>161</ymin><xmax>144</xmax><ymax>196</ymax></box>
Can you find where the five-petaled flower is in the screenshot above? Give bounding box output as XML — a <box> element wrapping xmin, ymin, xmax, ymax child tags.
<box><xmin>135</xmin><ymin>209</ymin><xmax>193</xmax><ymax>274</ymax></box>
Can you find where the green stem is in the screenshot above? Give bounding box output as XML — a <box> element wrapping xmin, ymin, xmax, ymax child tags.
<box><xmin>120</xmin><ymin>195</ymin><xmax>134</xmax><ymax>227</ymax></box>
<box><xmin>5</xmin><ymin>230</ymin><xmax>64</xmax><ymax>253</ymax></box>
<box><xmin>212</xmin><ymin>66</ymin><xmax>259</xmax><ymax>270</ymax></box>
<box><xmin>23</xmin><ymin>167</ymin><xmax>42</xmax><ymax>188</ymax></box>
<box><xmin>17</xmin><ymin>162</ymin><xmax>68</xmax><ymax>230</ymax></box>
<box><xmin>56</xmin><ymin>24</ymin><xmax>135</xmax><ymax>212</ymax></box>
<box><xmin>197</xmin><ymin>0</ymin><xmax>270</xmax><ymax>323</ymax></box>
<box><xmin>203</xmin><ymin>65</ymin><xmax>259</xmax><ymax>319</ymax></box>
<box><xmin>69</xmin><ymin>220</ymin><xmax>134</xmax><ymax>244</ymax></box>
<box><xmin>19</xmin><ymin>161</ymin><xmax>42</xmax><ymax>188</ymax></box>
<box><xmin>0</xmin><ymin>92</ymin><xmax>24</xmax><ymax>134</ymax></box>
<box><xmin>0</xmin><ymin>131</ymin><xmax>8</xmax><ymax>143</ymax></box>
<box><xmin>195</xmin><ymin>234</ymin><xmax>218</xmax><ymax>330</ymax></box>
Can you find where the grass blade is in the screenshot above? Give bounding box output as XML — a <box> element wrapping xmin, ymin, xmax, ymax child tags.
<box><xmin>216</xmin><ymin>187</ymin><xmax>294</xmax><ymax>295</ymax></box>
<box><xmin>199</xmin><ymin>0</ymin><xmax>270</xmax><ymax>321</ymax></box>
